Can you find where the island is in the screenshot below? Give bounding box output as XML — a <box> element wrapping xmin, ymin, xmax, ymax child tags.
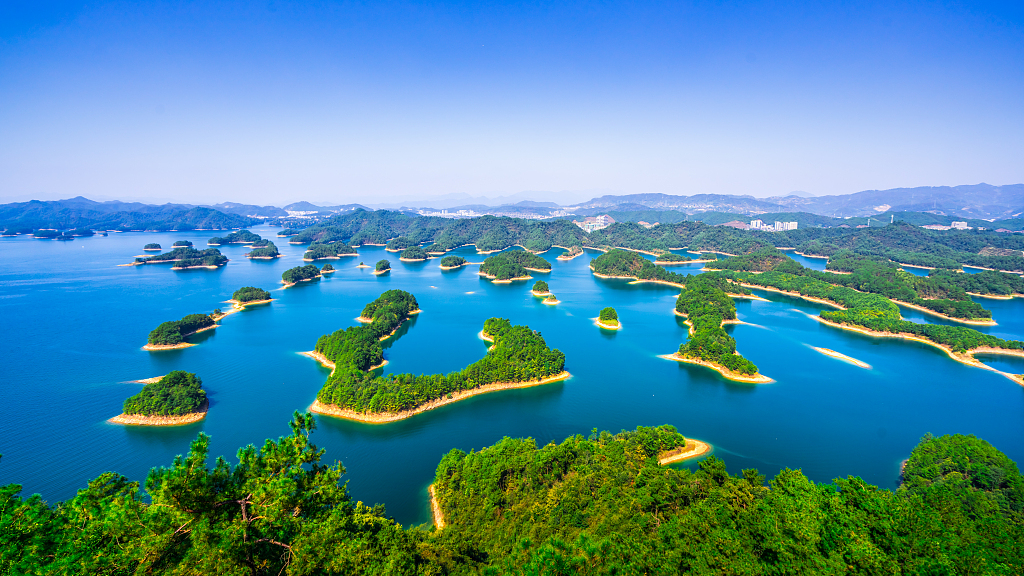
<box><xmin>385</xmin><ymin>236</ymin><xmax>418</xmax><ymax>252</ymax></box>
<box><xmin>479</xmin><ymin>250</ymin><xmax>551</xmax><ymax>282</ymax></box>
<box><xmin>374</xmin><ymin>259</ymin><xmax>391</xmax><ymax>275</ymax></box>
<box><xmin>321</xmin><ymin>263</ymin><xmax>335</xmax><ymax>274</ymax></box>
<box><xmin>440</xmin><ymin>255</ymin><xmax>468</xmax><ymax>270</ymax></box>
<box><xmin>654</xmin><ymin>252</ymin><xmax>693</xmax><ymax>265</ymax></box>
<box><xmin>208</xmin><ymin>229</ymin><xmax>261</xmax><ymax>245</ymax></box>
<box><xmin>144</xmin><ymin>313</ymin><xmax>219</xmax><ymax>350</ymax></box>
<box><xmin>357</xmin><ymin>261</ymin><xmax>371</xmax><ymax>268</ymax></box>
<box><xmin>110</xmin><ymin>371</ymin><xmax>208</xmax><ymax>426</ymax></box>
<box><xmin>282</xmin><ymin>264</ymin><xmax>322</xmax><ymax>286</ymax></box>
<box><xmin>246</xmin><ymin>241</ymin><xmax>281</xmax><ymax>259</ymax></box>
<box><xmin>812</xmin><ymin>347</ymin><xmax>871</xmax><ymax>369</ymax></box>
<box><xmin>590</xmin><ymin>249</ymin><xmax>685</xmax><ymax>287</ymax></box>
<box><xmin>556</xmin><ymin>245</ymin><xmax>584</xmax><ymax>260</ymax></box>
<box><xmin>130</xmin><ymin>246</ymin><xmax>229</xmax><ymax>269</ymax></box>
<box><xmin>663</xmin><ymin>273</ymin><xmax>772</xmax><ymax>383</ymax></box>
<box><xmin>596</xmin><ymin>307</ymin><xmax>620</xmax><ymax>330</ymax></box>
<box><xmin>172</xmin><ymin>240</ymin><xmax>193</xmax><ymax>247</ymax></box>
<box><xmin>230</xmin><ymin>286</ymin><xmax>272</xmax><ymax>308</ymax></box>
<box><xmin>312</xmin><ymin>314</ymin><xmax>568</xmax><ymax>423</ymax></box>
<box><xmin>143</xmin><ymin>243</ymin><xmax>162</xmax><ymax>251</ymax></box>
<box><xmin>543</xmin><ymin>294</ymin><xmax>559</xmax><ymax>305</ymax></box>
<box><xmin>303</xmin><ymin>242</ymin><xmax>357</xmax><ymax>261</ymax></box>
<box><xmin>399</xmin><ymin>246</ymin><xmax>428</xmax><ymax>262</ymax></box>
<box><xmin>531</xmin><ymin>280</ymin><xmax>550</xmax><ymax>296</ymax></box>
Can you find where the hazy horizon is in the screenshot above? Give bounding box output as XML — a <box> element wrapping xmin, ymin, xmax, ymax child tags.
<box><xmin>2</xmin><ymin>2</ymin><xmax>1022</xmax><ymax>206</ymax></box>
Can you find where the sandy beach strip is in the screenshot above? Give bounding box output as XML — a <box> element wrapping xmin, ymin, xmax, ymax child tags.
<box><xmin>594</xmin><ymin>318</ymin><xmax>620</xmax><ymax>330</ymax></box>
<box><xmin>530</xmin><ymin>290</ymin><xmax>551</xmax><ymax>297</ymax></box>
<box><xmin>967</xmin><ymin>292</ymin><xmax>1022</xmax><ymax>300</ymax></box>
<box><xmin>310</xmin><ymin>371</ymin><xmax>572</xmax><ymax>423</ymax></box>
<box><xmin>891</xmin><ymin>299</ymin><xmax>996</xmax><ymax>326</ymax></box>
<box><xmin>300</xmin><ymin>350</ymin><xmax>388</xmax><ymax>372</ymax></box>
<box><xmin>811</xmin><ymin>347</ymin><xmax>871</xmax><ymax>369</ymax></box>
<box><xmin>658</xmin><ymin>439</ymin><xmax>712</xmax><ymax>465</ymax></box>
<box><xmin>142</xmin><ymin>342</ymin><xmax>196</xmax><ymax>351</ymax></box>
<box><xmin>128</xmin><ymin>375</ymin><xmax>165</xmax><ymax>384</ymax></box>
<box><xmin>659</xmin><ymin>353</ymin><xmax>773</xmax><ymax>383</ymax></box>
<box><xmin>429</xmin><ymin>484</ymin><xmax>446</xmax><ymax>529</ymax></box>
<box><xmin>542</xmin><ymin>297</ymin><xmax>560</xmax><ymax>305</ymax></box>
<box><xmin>399</xmin><ymin>257</ymin><xmax>429</xmax><ymax>262</ymax></box>
<box><xmin>109</xmin><ymin>399</ymin><xmax>208</xmax><ymax>426</ymax></box>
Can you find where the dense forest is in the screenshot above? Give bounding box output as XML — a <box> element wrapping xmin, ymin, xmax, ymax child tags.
<box><xmin>282</xmin><ymin>265</ymin><xmax>322</xmax><ymax>285</ymax></box>
<box><xmin>303</xmin><ymin>242</ymin><xmax>355</xmax><ymax>260</ymax></box>
<box><xmin>533</xmin><ymin>280</ymin><xmax>549</xmax><ymax>293</ymax></box>
<box><xmin>440</xmin><ymin>255</ymin><xmax>467</xmax><ymax>268</ymax></box>
<box><xmin>316</xmin><ymin>317</ymin><xmax>565</xmax><ymax>414</ymax></box>
<box><xmin>0</xmin><ymin>198</ymin><xmax>258</xmax><ymax>231</ymax></box>
<box><xmin>385</xmin><ymin>236</ymin><xmax>418</xmax><ymax>251</ymax></box>
<box><xmin>246</xmin><ymin>241</ymin><xmax>280</xmax><ymax>258</ymax></box>
<box><xmin>321</xmin><ymin>263</ymin><xmax>334</xmax><ymax>273</ymax></box>
<box><xmin>313</xmin><ymin>290</ymin><xmax>420</xmax><ymax>372</ymax></box>
<box><xmin>232</xmin><ymin>286</ymin><xmax>271</xmax><ymax>303</ymax></box>
<box><xmin>675</xmin><ymin>274</ymin><xmax>759</xmax><ymax>375</ymax></box>
<box><xmin>375</xmin><ymin>259</ymin><xmax>391</xmax><ymax>273</ymax></box>
<box><xmin>4</xmin><ymin>418</ymin><xmax>1019</xmax><ymax>574</ymax></box>
<box><xmin>654</xmin><ymin>252</ymin><xmax>691</xmax><ymax>262</ymax></box>
<box><xmin>143</xmin><ymin>242</ymin><xmax>161</xmax><ymax>250</ymax></box>
<box><xmin>400</xmin><ymin>246</ymin><xmax>428</xmax><ymax>260</ymax></box>
<box><xmin>135</xmin><ymin>246</ymin><xmax>228</xmax><ymax>269</ymax></box>
<box><xmin>172</xmin><ymin>240</ymin><xmax>192</xmax><ymax>247</ymax></box>
<box><xmin>479</xmin><ymin>250</ymin><xmax>552</xmax><ymax>280</ymax></box>
<box><xmin>121</xmin><ymin>371</ymin><xmax>207</xmax><ymax>416</ymax></box>
<box><xmin>147</xmin><ymin>313</ymin><xmax>216</xmax><ymax>345</ymax></box>
<box><xmin>598</xmin><ymin>306</ymin><xmax>618</xmax><ymax>325</ymax></box>
<box><xmin>207</xmin><ymin>229</ymin><xmax>261</xmax><ymax>245</ymax></box>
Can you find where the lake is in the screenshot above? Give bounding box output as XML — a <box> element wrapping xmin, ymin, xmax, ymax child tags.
<box><xmin>2</xmin><ymin>225</ymin><xmax>1022</xmax><ymax>526</ymax></box>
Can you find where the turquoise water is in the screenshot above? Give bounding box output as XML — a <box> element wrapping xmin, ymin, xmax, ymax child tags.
<box><xmin>2</xmin><ymin>226</ymin><xmax>1023</xmax><ymax>527</ymax></box>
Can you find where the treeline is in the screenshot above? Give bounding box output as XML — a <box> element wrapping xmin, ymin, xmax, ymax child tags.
<box><xmin>928</xmin><ymin>268</ymin><xmax>1024</xmax><ymax>297</ymax></box>
<box><xmin>208</xmin><ymin>229</ymin><xmax>261</xmax><ymax>245</ymax></box>
<box><xmin>282</xmin><ymin>265</ymin><xmax>321</xmax><ymax>285</ymax></box>
<box><xmin>479</xmin><ymin>250</ymin><xmax>551</xmax><ymax>280</ymax></box>
<box><xmin>3</xmin><ymin>418</ymin><xmax>1022</xmax><ymax>573</ymax></box>
<box><xmin>313</xmin><ymin>290</ymin><xmax>420</xmax><ymax>371</ymax></box>
<box><xmin>440</xmin><ymin>255</ymin><xmax>467</xmax><ymax>268</ymax></box>
<box><xmin>375</xmin><ymin>259</ymin><xmax>390</xmax><ymax>272</ymax></box>
<box><xmin>122</xmin><ymin>371</ymin><xmax>206</xmax><ymax>416</ymax></box>
<box><xmin>675</xmin><ymin>274</ymin><xmax>759</xmax><ymax>375</ymax></box>
<box><xmin>400</xmin><ymin>246</ymin><xmax>428</xmax><ymax>260</ymax></box>
<box><xmin>135</xmin><ymin>246</ymin><xmax>228</xmax><ymax>268</ymax></box>
<box><xmin>147</xmin><ymin>313</ymin><xmax>216</xmax><ymax>345</ymax></box>
<box><xmin>232</xmin><ymin>286</ymin><xmax>271</xmax><ymax>303</ymax></box>
<box><xmin>316</xmin><ymin>317</ymin><xmax>565</xmax><ymax>414</ymax></box>
<box><xmin>303</xmin><ymin>242</ymin><xmax>356</xmax><ymax>260</ymax></box>
<box><xmin>246</xmin><ymin>241</ymin><xmax>280</xmax><ymax>258</ymax></box>
<box><xmin>590</xmin><ymin>249</ymin><xmax>686</xmax><ymax>283</ymax></box>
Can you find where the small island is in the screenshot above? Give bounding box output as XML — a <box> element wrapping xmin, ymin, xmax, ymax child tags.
<box><xmin>399</xmin><ymin>246</ymin><xmax>428</xmax><ymax>262</ymax></box>
<box><xmin>303</xmin><ymin>242</ymin><xmax>357</xmax><ymax>261</ymax></box>
<box><xmin>143</xmin><ymin>243</ymin><xmax>162</xmax><ymax>251</ymax></box>
<box><xmin>144</xmin><ymin>313</ymin><xmax>219</xmax><ymax>350</ymax></box>
<box><xmin>812</xmin><ymin>347</ymin><xmax>871</xmax><ymax>369</ymax></box>
<box><xmin>556</xmin><ymin>245</ymin><xmax>584</xmax><ymax>261</ymax></box>
<box><xmin>246</xmin><ymin>241</ymin><xmax>281</xmax><ymax>259</ymax></box>
<box><xmin>590</xmin><ymin>249</ymin><xmax>685</xmax><ymax>286</ymax></box>
<box><xmin>531</xmin><ymin>280</ymin><xmax>550</xmax><ymax>296</ymax></box>
<box><xmin>129</xmin><ymin>246</ymin><xmax>229</xmax><ymax>269</ymax></box>
<box><xmin>321</xmin><ymin>263</ymin><xmax>335</xmax><ymax>274</ymax></box>
<box><xmin>596</xmin><ymin>307</ymin><xmax>620</xmax><ymax>330</ymax></box>
<box><xmin>282</xmin><ymin>264</ymin><xmax>322</xmax><ymax>286</ymax></box>
<box><xmin>385</xmin><ymin>236</ymin><xmax>418</xmax><ymax>252</ymax></box>
<box><xmin>312</xmin><ymin>316</ymin><xmax>568</xmax><ymax>423</ymax></box>
<box><xmin>654</xmin><ymin>252</ymin><xmax>693</xmax><ymax>265</ymax></box>
<box><xmin>543</xmin><ymin>294</ymin><xmax>559</xmax><ymax>305</ymax></box>
<box><xmin>208</xmin><ymin>229</ymin><xmax>261</xmax><ymax>245</ymax></box>
<box><xmin>357</xmin><ymin>261</ymin><xmax>371</xmax><ymax>268</ymax></box>
<box><xmin>479</xmin><ymin>250</ymin><xmax>551</xmax><ymax>282</ymax></box>
<box><xmin>110</xmin><ymin>371</ymin><xmax>208</xmax><ymax>426</ymax></box>
<box><xmin>229</xmin><ymin>286</ymin><xmax>273</xmax><ymax>308</ymax></box>
<box><xmin>374</xmin><ymin>259</ymin><xmax>391</xmax><ymax>275</ymax></box>
<box><xmin>440</xmin><ymin>255</ymin><xmax>468</xmax><ymax>270</ymax></box>
<box><xmin>172</xmin><ymin>240</ymin><xmax>193</xmax><ymax>247</ymax></box>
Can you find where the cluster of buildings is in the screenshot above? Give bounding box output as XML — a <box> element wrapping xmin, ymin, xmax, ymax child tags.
<box><xmin>718</xmin><ymin>219</ymin><xmax>798</xmax><ymax>232</ymax></box>
<box><xmin>921</xmin><ymin>221</ymin><xmax>972</xmax><ymax>231</ymax></box>
<box><xmin>572</xmin><ymin>214</ymin><xmax>616</xmax><ymax>232</ymax></box>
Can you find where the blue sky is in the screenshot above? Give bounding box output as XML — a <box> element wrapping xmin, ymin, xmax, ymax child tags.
<box><xmin>1</xmin><ymin>1</ymin><xmax>1022</xmax><ymax>205</ymax></box>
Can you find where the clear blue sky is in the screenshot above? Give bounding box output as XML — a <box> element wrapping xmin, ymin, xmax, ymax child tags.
<box><xmin>1</xmin><ymin>1</ymin><xmax>1022</xmax><ymax>205</ymax></box>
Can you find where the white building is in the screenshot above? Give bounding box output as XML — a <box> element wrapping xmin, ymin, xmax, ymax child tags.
<box><xmin>951</xmin><ymin>221</ymin><xmax>970</xmax><ymax>230</ymax></box>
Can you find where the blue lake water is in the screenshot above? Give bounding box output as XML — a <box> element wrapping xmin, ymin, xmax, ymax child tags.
<box><xmin>2</xmin><ymin>226</ymin><xmax>1023</xmax><ymax>527</ymax></box>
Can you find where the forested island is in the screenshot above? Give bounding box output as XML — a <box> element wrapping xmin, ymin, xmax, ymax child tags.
<box><xmin>230</xmin><ymin>286</ymin><xmax>272</xmax><ymax>307</ymax></box>
<box><xmin>282</xmin><ymin>265</ymin><xmax>322</xmax><ymax>286</ymax></box>
<box><xmin>303</xmin><ymin>242</ymin><xmax>356</xmax><ymax>261</ymax></box>
<box><xmin>374</xmin><ymin>259</ymin><xmax>391</xmax><ymax>274</ymax></box>
<box><xmin>531</xmin><ymin>280</ymin><xmax>549</xmax><ymax>295</ymax></box>
<box><xmin>245</xmin><ymin>241</ymin><xmax>280</xmax><ymax>259</ymax></box>
<box><xmin>110</xmin><ymin>371</ymin><xmax>208</xmax><ymax>425</ymax></box>
<box><xmin>385</xmin><ymin>236</ymin><xmax>418</xmax><ymax>252</ymax></box>
<box><xmin>479</xmin><ymin>250</ymin><xmax>551</xmax><ymax>281</ymax></box>
<box><xmin>320</xmin><ymin>263</ymin><xmax>335</xmax><ymax>274</ymax></box>
<box><xmin>590</xmin><ymin>249</ymin><xmax>686</xmax><ymax>285</ymax></box>
<box><xmin>207</xmin><ymin>230</ymin><xmax>261</xmax><ymax>245</ymax></box>
<box><xmin>131</xmin><ymin>246</ymin><xmax>229</xmax><ymax>269</ymax></box>
<box><xmin>597</xmin><ymin>306</ymin><xmax>619</xmax><ymax>329</ymax></box>
<box><xmin>399</xmin><ymin>246</ymin><xmax>428</xmax><ymax>261</ymax></box>
<box><xmin>654</xmin><ymin>252</ymin><xmax>692</xmax><ymax>264</ymax></box>
<box><xmin>172</xmin><ymin>240</ymin><xmax>192</xmax><ymax>247</ymax></box>
<box><xmin>143</xmin><ymin>243</ymin><xmax>161</xmax><ymax>251</ymax></box>
<box><xmin>312</xmin><ymin>311</ymin><xmax>567</xmax><ymax>421</ymax></box>
<box><xmin>145</xmin><ymin>313</ymin><xmax>218</xmax><ymax>350</ymax></box>
<box><xmin>5</xmin><ymin>417</ymin><xmax>1022</xmax><ymax>573</ymax></box>
<box><xmin>439</xmin><ymin>255</ymin><xmax>468</xmax><ymax>269</ymax></box>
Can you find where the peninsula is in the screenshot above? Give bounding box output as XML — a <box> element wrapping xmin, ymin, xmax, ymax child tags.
<box><xmin>228</xmin><ymin>286</ymin><xmax>272</xmax><ymax>309</ymax></box>
<box><xmin>144</xmin><ymin>313</ymin><xmax>218</xmax><ymax>350</ymax></box>
<box><xmin>479</xmin><ymin>250</ymin><xmax>551</xmax><ymax>282</ymax></box>
<box><xmin>312</xmin><ymin>316</ymin><xmax>568</xmax><ymax>423</ymax></box>
<box><xmin>110</xmin><ymin>371</ymin><xmax>208</xmax><ymax>426</ymax></box>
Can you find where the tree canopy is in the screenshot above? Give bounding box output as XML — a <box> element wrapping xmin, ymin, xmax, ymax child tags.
<box><xmin>147</xmin><ymin>313</ymin><xmax>216</xmax><ymax>345</ymax></box>
<box><xmin>282</xmin><ymin>265</ymin><xmax>322</xmax><ymax>285</ymax></box>
<box><xmin>232</xmin><ymin>286</ymin><xmax>271</xmax><ymax>303</ymax></box>
<box><xmin>122</xmin><ymin>371</ymin><xmax>206</xmax><ymax>416</ymax></box>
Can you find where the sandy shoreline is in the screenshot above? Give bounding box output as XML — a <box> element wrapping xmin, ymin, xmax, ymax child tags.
<box><xmin>373</xmin><ymin>268</ymin><xmax>390</xmax><ymax>275</ymax></box>
<box><xmin>142</xmin><ymin>342</ymin><xmax>196</xmax><ymax>351</ymax></box>
<box><xmin>736</xmin><ymin>283</ymin><xmax>846</xmax><ymax>309</ymax></box>
<box><xmin>300</xmin><ymin>350</ymin><xmax>388</xmax><ymax>372</ymax></box>
<box><xmin>310</xmin><ymin>371</ymin><xmax>572</xmax><ymax>423</ymax></box>
<box><xmin>658</xmin><ymin>439</ymin><xmax>712</xmax><ymax>465</ymax></box>
<box><xmin>440</xmin><ymin>263</ymin><xmax>469</xmax><ymax>270</ymax></box>
<box><xmin>967</xmin><ymin>292</ymin><xmax>1022</xmax><ymax>300</ymax></box>
<box><xmin>812</xmin><ymin>347</ymin><xmax>871</xmax><ymax>369</ymax></box>
<box><xmin>429</xmin><ymin>484</ymin><xmax>445</xmax><ymax>529</ymax></box>
<box><xmin>594</xmin><ymin>318</ymin><xmax>620</xmax><ymax>330</ymax></box>
<box><xmin>531</xmin><ymin>290</ymin><xmax>551</xmax><ymax>296</ymax></box>
<box><xmin>891</xmin><ymin>299</ymin><xmax>996</xmax><ymax>326</ymax></box>
<box><xmin>479</xmin><ymin>271</ymin><xmax>532</xmax><ymax>283</ymax></box>
<box><xmin>129</xmin><ymin>375</ymin><xmax>165</xmax><ymax>384</ymax></box>
<box><xmin>542</xmin><ymin>298</ymin><xmax>559</xmax><ymax>305</ymax></box>
<box><xmin>109</xmin><ymin>399</ymin><xmax>209</xmax><ymax>426</ymax></box>
<box><xmin>553</xmin><ymin>245</ymin><xmax>584</xmax><ymax>261</ymax></box>
<box><xmin>399</xmin><ymin>257</ymin><xmax>429</xmax><ymax>262</ymax></box>
<box><xmin>660</xmin><ymin>353</ymin><xmax>774</xmax><ymax>383</ymax></box>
